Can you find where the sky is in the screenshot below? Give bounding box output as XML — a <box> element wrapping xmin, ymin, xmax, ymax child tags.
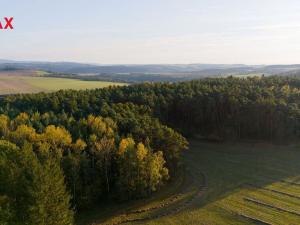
<box><xmin>1</xmin><ymin>0</ymin><xmax>300</xmax><ymax>64</ymax></box>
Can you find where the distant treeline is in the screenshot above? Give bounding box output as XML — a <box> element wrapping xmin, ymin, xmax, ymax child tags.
<box><xmin>0</xmin><ymin>66</ymin><xmax>24</xmax><ymax>71</ymax></box>
<box><xmin>45</xmin><ymin>72</ymin><xmax>197</xmax><ymax>83</ymax></box>
<box><xmin>1</xmin><ymin>76</ymin><xmax>300</xmax><ymax>224</ymax></box>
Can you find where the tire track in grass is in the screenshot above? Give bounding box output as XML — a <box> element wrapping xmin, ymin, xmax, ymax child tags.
<box><xmin>237</xmin><ymin>213</ymin><xmax>272</xmax><ymax>225</ymax></box>
<box><xmin>246</xmin><ymin>183</ymin><xmax>300</xmax><ymax>200</ymax></box>
<box><xmin>125</xmin><ymin>171</ymin><xmax>189</xmax><ymax>216</ymax></box>
<box><xmin>106</xmin><ymin>169</ymin><xmax>207</xmax><ymax>225</ymax></box>
<box><xmin>244</xmin><ymin>197</ymin><xmax>300</xmax><ymax>217</ymax></box>
<box><xmin>279</xmin><ymin>180</ymin><xmax>300</xmax><ymax>187</ymax></box>
<box><xmin>223</xmin><ymin>201</ymin><xmax>273</xmax><ymax>225</ymax></box>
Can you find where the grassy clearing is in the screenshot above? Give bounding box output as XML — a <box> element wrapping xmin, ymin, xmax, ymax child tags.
<box><xmin>78</xmin><ymin>141</ymin><xmax>300</xmax><ymax>225</ymax></box>
<box><xmin>145</xmin><ymin>142</ymin><xmax>300</xmax><ymax>225</ymax></box>
<box><xmin>35</xmin><ymin>70</ymin><xmax>51</xmax><ymax>76</ymax></box>
<box><xmin>231</xmin><ymin>73</ymin><xmax>265</xmax><ymax>78</ymax></box>
<box><xmin>0</xmin><ymin>75</ymin><xmax>126</xmax><ymax>95</ymax></box>
<box><xmin>23</xmin><ymin>76</ymin><xmax>126</xmax><ymax>91</ymax></box>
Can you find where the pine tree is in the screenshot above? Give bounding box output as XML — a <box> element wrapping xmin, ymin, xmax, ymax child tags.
<box><xmin>29</xmin><ymin>156</ymin><xmax>74</xmax><ymax>225</ymax></box>
<box><xmin>0</xmin><ymin>140</ymin><xmax>74</xmax><ymax>225</ymax></box>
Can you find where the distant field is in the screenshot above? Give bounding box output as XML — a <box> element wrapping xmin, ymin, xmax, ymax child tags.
<box><xmin>232</xmin><ymin>73</ymin><xmax>265</xmax><ymax>78</ymax></box>
<box><xmin>0</xmin><ymin>71</ymin><xmax>126</xmax><ymax>95</ymax></box>
<box><xmin>78</xmin><ymin>141</ymin><xmax>300</xmax><ymax>225</ymax></box>
<box><xmin>224</xmin><ymin>73</ymin><xmax>265</xmax><ymax>78</ymax></box>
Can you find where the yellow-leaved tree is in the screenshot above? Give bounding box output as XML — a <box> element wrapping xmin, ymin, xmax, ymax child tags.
<box><xmin>117</xmin><ymin>138</ymin><xmax>169</xmax><ymax>199</ymax></box>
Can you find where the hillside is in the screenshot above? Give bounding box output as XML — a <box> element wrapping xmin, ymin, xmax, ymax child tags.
<box><xmin>2</xmin><ymin>60</ymin><xmax>300</xmax><ymax>83</ymax></box>
<box><xmin>0</xmin><ymin>70</ymin><xmax>126</xmax><ymax>95</ymax></box>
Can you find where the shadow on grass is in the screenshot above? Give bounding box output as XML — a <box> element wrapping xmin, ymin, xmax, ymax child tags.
<box><xmin>77</xmin><ymin>140</ymin><xmax>300</xmax><ymax>225</ymax></box>
<box><xmin>75</xmin><ymin>167</ymin><xmax>189</xmax><ymax>225</ymax></box>
<box><xmin>179</xmin><ymin>141</ymin><xmax>300</xmax><ymax>221</ymax></box>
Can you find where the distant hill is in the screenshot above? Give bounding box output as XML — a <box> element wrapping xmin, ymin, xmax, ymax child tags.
<box><xmin>0</xmin><ymin>61</ymin><xmax>253</xmax><ymax>74</ymax></box>
<box><xmin>2</xmin><ymin>60</ymin><xmax>300</xmax><ymax>82</ymax></box>
<box><xmin>280</xmin><ymin>68</ymin><xmax>300</xmax><ymax>77</ymax></box>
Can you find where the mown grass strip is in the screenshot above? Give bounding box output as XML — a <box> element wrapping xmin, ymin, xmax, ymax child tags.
<box><xmin>237</xmin><ymin>213</ymin><xmax>273</xmax><ymax>225</ymax></box>
<box><xmin>279</xmin><ymin>180</ymin><xmax>300</xmax><ymax>187</ymax></box>
<box><xmin>246</xmin><ymin>183</ymin><xmax>300</xmax><ymax>200</ymax></box>
<box><xmin>244</xmin><ymin>197</ymin><xmax>300</xmax><ymax>217</ymax></box>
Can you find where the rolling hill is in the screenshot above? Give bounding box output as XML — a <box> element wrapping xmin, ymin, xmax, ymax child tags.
<box><xmin>2</xmin><ymin>60</ymin><xmax>300</xmax><ymax>83</ymax></box>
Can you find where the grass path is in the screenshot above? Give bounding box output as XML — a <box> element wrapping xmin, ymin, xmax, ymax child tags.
<box><xmin>77</xmin><ymin>169</ymin><xmax>206</xmax><ymax>225</ymax></box>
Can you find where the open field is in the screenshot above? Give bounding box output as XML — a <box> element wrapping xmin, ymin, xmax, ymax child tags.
<box><xmin>223</xmin><ymin>73</ymin><xmax>265</xmax><ymax>78</ymax></box>
<box><xmin>0</xmin><ymin>71</ymin><xmax>126</xmax><ymax>95</ymax></box>
<box><xmin>77</xmin><ymin>141</ymin><xmax>300</xmax><ymax>225</ymax></box>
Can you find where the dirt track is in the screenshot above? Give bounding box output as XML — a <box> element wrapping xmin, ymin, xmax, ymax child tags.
<box><xmin>104</xmin><ymin>168</ymin><xmax>207</xmax><ymax>225</ymax></box>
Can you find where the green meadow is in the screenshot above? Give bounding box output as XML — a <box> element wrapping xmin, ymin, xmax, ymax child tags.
<box><xmin>0</xmin><ymin>75</ymin><xmax>126</xmax><ymax>95</ymax></box>
<box><xmin>78</xmin><ymin>141</ymin><xmax>300</xmax><ymax>225</ymax></box>
<box><xmin>24</xmin><ymin>76</ymin><xmax>126</xmax><ymax>91</ymax></box>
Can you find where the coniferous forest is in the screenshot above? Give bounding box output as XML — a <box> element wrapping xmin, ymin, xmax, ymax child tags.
<box><xmin>2</xmin><ymin>76</ymin><xmax>300</xmax><ymax>224</ymax></box>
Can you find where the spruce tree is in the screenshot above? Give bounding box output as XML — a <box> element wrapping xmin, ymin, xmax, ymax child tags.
<box><xmin>29</xmin><ymin>156</ymin><xmax>74</xmax><ymax>225</ymax></box>
<box><xmin>0</xmin><ymin>141</ymin><xmax>74</xmax><ymax>225</ymax></box>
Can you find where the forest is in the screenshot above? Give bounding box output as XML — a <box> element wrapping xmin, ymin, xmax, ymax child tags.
<box><xmin>1</xmin><ymin>76</ymin><xmax>300</xmax><ymax>224</ymax></box>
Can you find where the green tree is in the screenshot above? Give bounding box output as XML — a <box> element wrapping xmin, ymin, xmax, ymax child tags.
<box><xmin>117</xmin><ymin>138</ymin><xmax>169</xmax><ymax>199</ymax></box>
<box><xmin>29</xmin><ymin>155</ymin><xmax>74</xmax><ymax>225</ymax></box>
<box><xmin>0</xmin><ymin>115</ymin><xmax>9</xmax><ymax>138</ymax></box>
<box><xmin>0</xmin><ymin>140</ymin><xmax>74</xmax><ymax>225</ymax></box>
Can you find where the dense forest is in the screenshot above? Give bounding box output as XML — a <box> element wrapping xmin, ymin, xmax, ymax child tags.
<box><xmin>1</xmin><ymin>76</ymin><xmax>300</xmax><ymax>224</ymax></box>
<box><xmin>45</xmin><ymin>72</ymin><xmax>188</xmax><ymax>83</ymax></box>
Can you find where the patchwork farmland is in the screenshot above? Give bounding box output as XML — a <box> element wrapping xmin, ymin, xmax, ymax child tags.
<box><xmin>78</xmin><ymin>141</ymin><xmax>300</xmax><ymax>225</ymax></box>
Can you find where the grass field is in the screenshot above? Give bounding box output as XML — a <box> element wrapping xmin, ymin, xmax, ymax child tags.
<box><xmin>223</xmin><ymin>73</ymin><xmax>265</xmax><ymax>78</ymax></box>
<box><xmin>77</xmin><ymin>141</ymin><xmax>300</xmax><ymax>225</ymax></box>
<box><xmin>23</xmin><ymin>77</ymin><xmax>126</xmax><ymax>91</ymax></box>
<box><xmin>0</xmin><ymin>72</ymin><xmax>126</xmax><ymax>95</ymax></box>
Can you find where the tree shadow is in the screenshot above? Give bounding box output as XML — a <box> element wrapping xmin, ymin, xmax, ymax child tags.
<box><xmin>180</xmin><ymin>140</ymin><xmax>300</xmax><ymax>220</ymax></box>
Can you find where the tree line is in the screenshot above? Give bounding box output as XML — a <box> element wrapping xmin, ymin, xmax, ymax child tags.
<box><xmin>1</xmin><ymin>76</ymin><xmax>300</xmax><ymax>224</ymax></box>
<box><xmin>0</xmin><ymin>101</ymin><xmax>187</xmax><ymax>224</ymax></box>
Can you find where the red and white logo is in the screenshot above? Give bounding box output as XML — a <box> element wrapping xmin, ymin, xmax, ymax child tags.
<box><xmin>0</xmin><ymin>17</ymin><xmax>14</xmax><ymax>30</ymax></box>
